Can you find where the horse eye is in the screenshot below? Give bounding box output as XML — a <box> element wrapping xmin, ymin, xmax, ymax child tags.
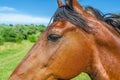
<box><xmin>47</xmin><ymin>34</ymin><xmax>61</xmax><ymax>42</ymax></box>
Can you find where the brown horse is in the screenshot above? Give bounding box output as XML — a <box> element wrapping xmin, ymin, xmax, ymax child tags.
<box><xmin>9</xmin><ymin>0</ymin><xmax>120</xmax><ymax>80</ymax></box>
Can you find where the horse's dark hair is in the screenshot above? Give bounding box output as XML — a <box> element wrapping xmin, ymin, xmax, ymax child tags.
<box><xmin>52</xmin><ymin>5</ymin><xmax>91</xmax><ymax>32</ymax></box>
<box><xmin>52</xmin><ymin>5</ymin><xmax>120</xmax><ymax>33</ymax></box>
<box><xmin>85</xmin><ymin>6</ymin><xmax>120</xmax><ymax>33</ymax></box>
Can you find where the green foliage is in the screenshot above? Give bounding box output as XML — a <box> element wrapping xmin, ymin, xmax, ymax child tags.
<box><xmin>0</xmin><ymin>24</ymin><xmax>46</xmax><ymax>43</ymax></box>
<box><xmin>15</xmin><ymin>34</ymin><xmax>23</xmax><ymax>43</ymax></box>
<box><xmin>28</xmin><ymin>35</ymin><xmax>37</xmax><ymax>42</ymax></box>
<box><xmin>2</xmin><ymin>27</ymin><xmax>17</xmax><ymax>42</ymax></box>
<box><xmin>38</xmin><ymin>25</ymin><xmax>46</xmax><ymax>32</ymax></box>
<box><xmin>0</xmin><ymin>36</ymin><xmax>4</xmax><ymax>45</ymax></box>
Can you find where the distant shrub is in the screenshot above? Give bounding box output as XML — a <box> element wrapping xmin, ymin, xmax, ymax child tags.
<box><xmin>16</xmin><ymin>34</ymin><xmax>23</xmax><ymax>43</ymax></box>
<box><xmin>3</xmin><ymin>27</ymin><xmax>17</xmax><ymax>42</ymax></box>
<box><xmin>37</xmin><ymin>25</ymin><xmax>46</xmax><ymax>33</ymax></box>
<box><xmin>0</xmin><ymin>24</ymin><xmax>46</xmax><ymax>43</ymax></box>
<box><xmin>5</xmin><ymin>37</ymin><xmax>16</xmax><ymax>42</ymax></box>
<box><xmin>28</xmin><ymin>35</ymin><xmax>37</xmax><ymax>42</ymax></box>
<box><xmin>0</xmin><ymin>36</ymin><xmax>4</xmax><ymax>45</ymax></box>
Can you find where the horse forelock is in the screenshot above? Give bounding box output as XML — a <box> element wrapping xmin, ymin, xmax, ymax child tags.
<box><xmin>50</xmin><ymin>5</ymin><xmax>120</xmax><ymax>34</ymax></box>
<box><xmin>52</xmin><ymin>5</ymin><xmax>92</xmax><ymax>32</ymax></box>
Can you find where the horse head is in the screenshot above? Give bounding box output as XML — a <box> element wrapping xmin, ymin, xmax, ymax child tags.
<box><xmin>9</xmin><ymin>0</ymin><xmax>120</xmax><ymax>80</ymax></box>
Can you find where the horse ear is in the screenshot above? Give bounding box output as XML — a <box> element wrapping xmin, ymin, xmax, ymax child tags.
<box><xmin>57</xmin><ymin>0</ymin><xmax>64</xmax><ymax>7</ymax></box>
<box><xmin>65</xmin><ymin>0</ymin><xmax>84</xmax><ymax>14</ymax></box>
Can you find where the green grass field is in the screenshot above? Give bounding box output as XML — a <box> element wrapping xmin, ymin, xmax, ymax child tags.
<box><xmin>0</xmin><ymin>41</ymin><xmax>34</xmax><ymax>80</ymax></box>
<box><xmin>0</xmin><ymin>41</ymin><xmax>91</xmax><ymax>80</ymax></box>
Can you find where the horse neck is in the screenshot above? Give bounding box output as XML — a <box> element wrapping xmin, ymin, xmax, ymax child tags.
<box><xmin>88</xmin><ymin>23</ymin><xmax>120</xmax><ymax>80</ymax></box>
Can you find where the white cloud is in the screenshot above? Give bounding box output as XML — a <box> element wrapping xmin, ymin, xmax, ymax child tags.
<box><xmin>0</xmin><ymin>6</ymin><xmax>17</xmax><ymax>12</ymax></box>
<box><xmin>0</xmin><ymin>13</ymin><xmax>50</xmax><ymax>24</ymax></box>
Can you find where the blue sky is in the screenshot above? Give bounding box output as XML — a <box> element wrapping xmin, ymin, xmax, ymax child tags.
<box><xmin>0</xmin><ymin>0</ymin><xmax>120</xmax><ymax>25</ymax></box>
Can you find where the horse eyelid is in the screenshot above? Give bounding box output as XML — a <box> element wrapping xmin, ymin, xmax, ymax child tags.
<box><xmin>47</xmin><ymin>34</ymin><xmax>61</xmax><ymax>42</ymax></box>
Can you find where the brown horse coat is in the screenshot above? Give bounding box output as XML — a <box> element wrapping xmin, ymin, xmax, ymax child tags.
<box><xmin>9</xmin><ymin>0</ymin><xmax>120</xmax><ymax>80</ymax></box>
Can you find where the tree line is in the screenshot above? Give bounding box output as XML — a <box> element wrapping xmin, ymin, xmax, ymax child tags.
<box><xmin>0</xmin><ymin>24</ymin><xmax>46</xmax><ymax>45</ymax></box>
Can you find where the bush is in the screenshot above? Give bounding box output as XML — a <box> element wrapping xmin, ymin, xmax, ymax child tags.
<box><xmin>0</xmin><ymin>36</ymin><xmax>4</xmax><ymax>45</ymax></box>
<box><xmin>4</xmin><ymin>37</ymin><xmax>16</xmax><ymax>42</ymax></box>
<box><xmin>0</xmin><ymin>24</ymin><xmax>46</xmax><ymax>43</ymax></box>
<box><xmin>28</xmin><ymin>35</ymin><xmax>37</xmax><ymax>42</ymax></box>
<box><xmin>3</xmin><ymin>27</ymin><xmax>17</xmax><ymax>42</ymax></box>
<box><xmin>16</xmin><ymin>34</ymin><xmax>23</xmax><ymax>43</ymax></box>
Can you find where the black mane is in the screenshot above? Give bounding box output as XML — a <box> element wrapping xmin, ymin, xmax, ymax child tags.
<box><xmin>52</xmin><ymin>5</ymin><xmax>91</xmax><ymax>32</ymax></box>
<box><xmin>52</xmin><ymin>5</ymin><xmax>120</xmax><ymax>33</ymax></box>
<box><xmin>85</xmin><ymin>6</ymin><xmax>120</xmax><ymax>33</ymax></box>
